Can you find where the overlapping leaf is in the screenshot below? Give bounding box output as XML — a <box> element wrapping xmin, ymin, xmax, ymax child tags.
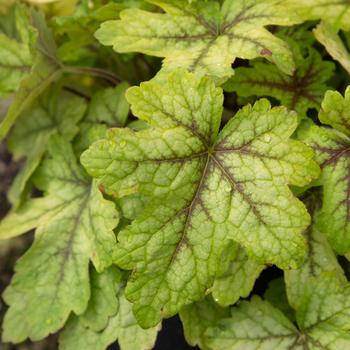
<box><xmin>298</xmin><ymin>87</ymin><xmax>350</xmax><ymax>254</ymax></box>
<box><xmin>7</xmin><ymin>87</ymin><xmax>87</xmax><ymax>206</ymax></box>
<box><xmin>286</xmin><ymin>0</ymin><xmax>350</xmax><ymax>30</ymax></box>
<box><xmin>60</xmin><ymin>267</ymin><xmax>160</xmax><ymax>350</ymax></box>
<box><xmin>0</xmin><ymin>136</ymin><xmax>119</xmax><ymax>342</ymax></box>
<box><xmin>205</xmin><ymin>296</ymin><xmax>299</xmax><ymax>350</ymax></box>
<box><xmin>82</xmin><ymin>70</ymin><xmax>319</xmax><ymax>327</ymax></box>
<box><xmin>85</xmin><ymin>83</ymin><xmax>130</xmax><ymax>127</ymax></box>
<box><xmin>314</xmin><ymin>21</ymin><xmax>350</xmax><ymax>75</ymax></box>
<box><xmin>95</xmin><ymin>0</ymin><xmax>303</xmax><ymax>82</ymax></box>
<box><xmin>223</xmin><ymin>37</ymin><xmax>334</xmax><ymax>118</ymax></box>
<box><xmin>211</xmin><ymin>246</ymin><xmax>265</xmax><ymax>306</ymax></box>
<box><xmin>73</xmin><ymin>84</ymin><xmax>130</xmax><ymax>158</ymax></box>
<box><xmin>0</xmin><ymin>4</ymin><xmax>34</xmax><ymax>97</ymax></box>
<box><xmin>0</xmin><ymin>8</ymin><xmax>64</xmax><ymax>141</ymax></box>
<box><xmin>79</xmin><ymin>267</ymin><xmax>122</xmax><ymax>332</ymax></box>
<box><xmin>203</xmin><ymin>197</ymin><xmax>349</xmax><ymax>349</ymax></box>
<box><xmin>284</xmin><ymin>193</ymin><xmax>347</xmax><ymax>308</ymax></box>
<box><xmin>204</xmin><ymin>277</ymin><xmax>350</xmax><ymax>350</ymax></box>
<box><xmin>179</xmin><ymin>296</ymin><xmax>230</xmax><ymax>350</ymax></box>
<box><xmin>53</xmin><ymin>1</ymin><xmax>123</xmax><ymax>63</ymax></box>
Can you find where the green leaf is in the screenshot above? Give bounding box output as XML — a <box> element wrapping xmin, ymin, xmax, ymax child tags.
<box><xmin>319</xmin><ymin>88</ymin><xmax>350</xmax><ymax>136</ymax></box>
<box><xmin>179</xmin><ymin>296</ymin><xmax>230</xmax><ymax>349</ymax></box>
<box><xmin>314</xmin><ymin>22</ymin><xmax>350</xmax><ymax>75</ymax></box>
<box><xmin>80</xmin><ymin>266</ymin><xmax>122</xmax><ymax>332</ymax></box>
<box><xmin>60</xmin><ymin>273</ymin><xmax>160</xmax><ymax>350</ymax></box>
<box><xmin>296</xmin><ymin>277</ymin><xmax>350</xmax><ymax>348</ymax></box>
<box><xmin>0</xmin><ymin>4</ymin><xmax>35</xmax><ymax>97</ymax></box>
<box><xmin>0</xmin><ymin>9</ymin><xmax>63</xmax><ymax>141</ymax></box>
<box><xmin>223</xmin><ymin>38</ymin><xmax>334</xmax><ymax>118</ymax></box>
<box><xmin>73</xmin><ymin>123</ymin><xmax>108</xmax><ymax>157</ymax></box>
<box><xmin>82</xmin><ymin>70</ymin><xmax>319</xmax><ymax>327</ymax></box>
<box><xmin>298</xmin><ymin>87</ymin><xmax>350</xmax><ymax>254</ymax></box>
<box><xmin>95</xmin><ymin>0</ymin><xmax>303</xmax><ymax>82</ymax></box>
<box><xmin>53</xmin><ymin>2</ymin><xmax>122</xmax><ymax>63</ymax></box>
<box><xmin>285</xmin><ymin>198</ymin><xmax>347</xmax><ymax>309</ymax></box>
<box><xmin>205</xmin><ymin>296</ymin><xmax>300</xmax><ymax>350</ymax></box>
<box><xmin>205</xmin><ymin>277</ymin><xmax>350</xmax><ymax>349</ymax></box>
<box><xmin>86</xmin><ymin>82</ymin><xmax>130</xmax><ymax>127</ymax></box>
<box><xmin>54</xmin><ymin>0</ymin><xmax>154</xmax><ymax>53</ymax></box>
<box><xmin>211</xmin><ymin>247</ymin><xmax>265</xmax><ymax>307</ymax></box>
<box><xmin>52</xmin><ymin>0</ymin><xmax>156</xmax><ymax>65</ymax></box>
<box><xmin>71</xmin><ymin>94</ymin><xmax>131</xmax><ymax>167</ymax></box>
<box><xmin>116</xmin><ymin>295</ymin><xmax>160</xmax><ymax>350</ymax></box>
<box><xmin>7</xmin><ymin>87</ymin><xmax>87</xmax><ymax>207</ymax></box>
<box><xmin>286</xmin><ymin>0</ymin><xmax>350</xmax><ymax>31</ymax></box>
<box><xmin>1</xmin><ymin>136</ymin><xmax>119</xmax><ymax>342</ymax></box>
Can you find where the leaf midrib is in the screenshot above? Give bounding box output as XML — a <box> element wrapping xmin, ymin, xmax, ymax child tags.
<box><xmin>52</xmin><ymin>184</ymin><xmax>92</xmax><ymax>301</ymax></box>
<box><xmin>169</xmin><ymin>153</ymin><xmax>211</xmax><ymax>265</ymax></box>
<box><xmin>167</xmin><ymin>144</ymin><xmax>269</xmax><ymax>267</ymax></box>
<box><xmin>120</xmin><ymin>2</ymin><xmax>289</xmax><ymax>72</ymax></box>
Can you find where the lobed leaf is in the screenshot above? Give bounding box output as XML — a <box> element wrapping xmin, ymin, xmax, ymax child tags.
<box><xmin>95</xmin><ymin>0</ymin><xmax>303</xmax><ymax>82</ymax></box>
<box><xmin>0</xmin><ymin>8</ymin><xmax>64</xmax><ymax>141</ymax></box>
<box><xmin>284</xmin><ymin>195</ymin><xmax>347</xmax><ymax>309</ymax></box>
<box><xmin>286</xmin><ymin>0</ymin><xmax>350</xmax><ymax>31</ymax></box>
<box><xmin>86</xmin><ymin>82</ymin><xmax>130</xmax><ymax>127</ymax></box>
<box><xmin>298</xmin><ymin>87</ymin><xmax>350</xmax><ymax>254</ymax></box>
<box><xmin>205</xmin><ymin>296</ymin><xmax>300</xmax><ymax>350</ymax></box>
<box><xmin>7</xmin><ymin>87</ymin><xmax>87</xmax><ymax>207</ymax></box>
<box><xmin>0</xmin><ymin>4</ymin><xmax>34</xmax><ymax>97</ymax></box>
<box><xmin>60</xmin><ymin>268</ymin><xmax>160</xmax><ymax>350</ymax></box>
<box><xmin>296</xmin><ymin>277</ymin><xmax>350</xmax><ymax>348</ymax></box>
<box><xmin>82</xmin><ymin>69</ymin><xmax>319</xmax><ymax>327</ymax></box>
<box><xmin>205</xmin><ymin>277</ymin><xmax>350</xmax><ymax>349</ymax></box>
<box><xmin>1</xmin><ymin>137</ymin><xmax>119</xmax><ymax>342</ymax></box>
<box><xmin>314</xmin><ymin>22</ymin><xmax>350</xmax><ymax>75</ymax></box>
<box><xmin>179</xmin><ymin>296</ymin><xmax>230</xmax><ymax>349</ymax></box>
<box><xmin>79</xmin><ymin>267</ymin><xmax>122</xmax><ymax>332</ymax></box>
<box><xmin>223</xmin><ymin>37</ymin><xmax>334</xmax><ymax>118</ymax></box>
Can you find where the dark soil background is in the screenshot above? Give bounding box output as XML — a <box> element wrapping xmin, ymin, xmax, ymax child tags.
<box><xmin>0</xmin><ymin>142</ymin><xmax>197</xmax><ymax>349</ymax></box>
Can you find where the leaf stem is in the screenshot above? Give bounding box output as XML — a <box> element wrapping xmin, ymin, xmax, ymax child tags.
<box><xmin>64</xmin><ymin>66</ymin><xmax>121</xmax><ymax>85</ymax></box>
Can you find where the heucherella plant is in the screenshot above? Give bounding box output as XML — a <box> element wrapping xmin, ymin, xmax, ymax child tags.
<box><xmin>81</xmin><ymin>70</ymin><xmax>319</xmax><ymax>327</ymax></box>
<box><xmin>0</xmin><ymin>1</ymin><xmax>349</xmax><ymax>350</ymax></box>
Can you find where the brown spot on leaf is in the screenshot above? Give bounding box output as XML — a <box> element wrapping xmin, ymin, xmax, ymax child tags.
<box><xmin>260</xmin><ymin>48</ymin><xmax>272</xmax><ymax>56</ymax></box>
<box><xmin>98</xmin><ymin>184</ymin><xmax>106</xmax><ymax>193</ymax></box>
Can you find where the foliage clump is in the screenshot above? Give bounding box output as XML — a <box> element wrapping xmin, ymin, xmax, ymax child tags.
<box><xmin>0</xmin><ymin>1</ymin><xmax>350</xmax><ymax>349</ymax></box>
